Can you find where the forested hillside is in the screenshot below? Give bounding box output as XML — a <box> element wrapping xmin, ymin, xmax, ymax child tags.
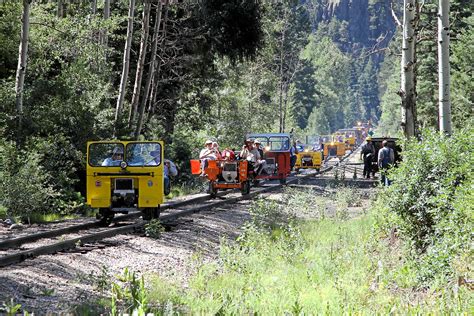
<box><xmin>0</xmin><ymin>1</ymin><xmax>473</xmax><ymax>314</ymax></box>
<box><xmin>0</xmin><ymin>0</ymin><xmax>472</xmax><ymax>226</ymax></box>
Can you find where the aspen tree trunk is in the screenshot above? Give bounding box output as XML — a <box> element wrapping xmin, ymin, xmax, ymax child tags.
<box><xmin>248</xmin><ymin>66</ymin><xmax>254</xmax><ymax>113</ymax></box>
<box><xmin>147</xmin><ymin>75</ymin><xmax>157</xmax><ymax>117</ymax></box>
<box><xmin>15</xmin><ymin>0</ymin><xmax>31</xmax><ymax>138</ymax></box>
<box><xmin>282</xmin><ymin>84</ymin><xmax>288</xmax><ymax>133</ymax></box>
<box><xmin>57</xmin><ymin>0</ymin><xmax>64</xmax><ymax>18</ymax></box>
<box><xmin>102</xmin><ymin>0</ymin><xmax>110</xmax><ymax>45</ymax></box>
<box><xmin>101</xmin><ymin>0</ymin><xmax>110</xmax><ymax>66</ymax></box>
<box><xmin>91</xmin><ymin>0</ymin><xmax>97</xmax><ymax>15</ymax></box>
<box><xmin>134</xmin><ymin>0</ymin><xmax>166</xmax><ymax>139</ymax></box>
<box><xmin>115</xmin><ymin>0</ymin><xmax>136</xmax><ymax>128</ymax></box>
<box><xmin>438</xmin><ymin>0</ymin><xmax>452</xmax><ymax>134</ymax></box>
<box><xmin>128</xmin><ymin>1</ymin><xmax>151</xmax><ymax>128</ymax></box>
<box><xmin>399</xmin><ymin>0</ymin><xmax>417</xmax><ymax>138</ymax></box>
<box><xmin>278</xmin><ymin>29</ymin><xmax>285</xmax><ymax>133</ymax></box>
<box><xmin>282</xmin><ymin>60</ymin><xmax>299</xmax><ymax>134</ymax></box>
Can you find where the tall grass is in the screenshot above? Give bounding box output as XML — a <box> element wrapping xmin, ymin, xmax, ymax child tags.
<box><xmin>142</xmin><ymin>188</ymin><xmax>472</xmax><ymax>314</ymax></box>
<box><xmin>182</xmin><ymin>212</ymin><xmax>472</xmax><ymax>314</ymax></box>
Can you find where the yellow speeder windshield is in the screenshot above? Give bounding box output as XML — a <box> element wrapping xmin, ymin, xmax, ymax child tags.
<box><xmin>88</xmin><ymin>142</ymin><xmax>162</xmax><ymax>167</ymax></box>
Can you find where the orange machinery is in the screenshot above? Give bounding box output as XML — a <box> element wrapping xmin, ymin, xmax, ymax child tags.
<box><xmin>190</xmin><ymin>159</ymin><xmax>251</xmax><ymax>197</ymax></box>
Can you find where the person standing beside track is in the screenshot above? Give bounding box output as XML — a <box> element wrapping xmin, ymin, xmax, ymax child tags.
<box><xmin>378</xmin><ymin>140</ymin><xmax>395</xmax><ymax>186</ymax></box>
<box><xmin>360</xmin><ymin>137</ymin><xmax>375</xmax><ymax>179</ymax></box>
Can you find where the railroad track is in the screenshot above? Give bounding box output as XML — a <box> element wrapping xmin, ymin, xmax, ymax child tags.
<box><xmin>0</xmin><ymin>149</ymin><xmax>361</xmax><ymax>268</ymax></box>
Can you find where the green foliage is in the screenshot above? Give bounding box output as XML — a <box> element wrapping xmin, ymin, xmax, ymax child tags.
<box><xmin>111</xmin><ymin>268</ymin><xmax>148</xmax><ymax>315</ymax></box>
<box><xmin>301</xmin><ymin>35</ymin><xmax>354</xmax><ymax>135</ymax></box>
<box><xmin>90</xmin><ymin>265</ymin><xmax>111</xmax><ymax>293</ymax></box>
<box><xmin>0</xmin><ymin>140</ymin><xmax>59</xmax><ymax>220</ymax></box>
<box><xmin>21</xmin><ymin>3</ymin><xmax>117</xmax><ymax>140</ymax></box>
<box><xmin>1</xmin><ymin>299</ymin><xmax>22</xmax><ymax>316</ymax></box>
<box><xmin>146</xmin><ymin>274</ymin><xmax>182</xmax><ymax>313</ymax></box>
<box><xmin>451</xmin><ymin>15</ymin><xmax>474</xmax><ymax>129</ymax></box>
<box><xmin>378</xmin><ymin>69</ymin><xmax>401</xmax><ymax>135</ymax></box>
<box><xmin>283</xmin><ymin>187</ymin><xmax>325</xmax><ymax>218</ymax></box>
<box><xmin>0</xmin><ymin>2</ymin><xmax>21</xmax><ymax>79</ymax></box>
<box><xmin>379</xmin><ymin>1</ymin><xmax>473</xmax><ymax>132</ymax></box>
<box><xmin>290</xmin><ymin>59</ymin><xmax>318</xmax><ymax>129</ymax></box>
<box><xmin>0</xmin><ymin>137</ymin><xmax>86</xmax><ymax>220</ymax></box>
<box><xmin>376</xmin><ymin>128</ymin><xmax>473</xmax><ymax>283</ymax></box>
<box><xmin>0</xmin><ymin>205</ymin><xmax>7</xmax><ymax>219</ymax></box>
<box><xmin>112</xmin><ymin>188</ymin><xmax>471</xmax><ymax>314</ymax></box>
<box><xmin>202</xmin><ymin>0</ymin><xmax>264</xmax><ymax>62</ymax></box>
<box><xmin>145</xmin><ymin>219</ymin><xmax>165</xmax><ymax>239</ymax></box>
<box><xmin>357</xmin><ymin>57</ymin><xmax>380</xmax><ymax>122</ymax></box>
<box><xmin>177</xmin><ymin>193</ymin><xmax>471</xmax><ymax>313</ymax></box>
<box><xmin>25</xmin><ymin>135</ymin><xmax>83</xmax><ymax>197</ymax></box>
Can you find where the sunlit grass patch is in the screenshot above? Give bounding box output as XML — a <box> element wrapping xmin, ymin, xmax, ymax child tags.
<box><xmin>145</xmin><ymin>274</ymin><xmax>183</xmax><ymax>312</ymax></box>
<box><xmin>27</xmin><ymin>211</ymin><xmax>79</xmax><ymax>223</ymax></box>
<box><xmin>182</xmin><ymin>216</ymin><xmax>379</xmax><ymax>314</ymax></box>
<box><xmin>165</xmin><ymin>182</ymin><xmax>202</xmax><ymax>200</ymax></box>
<box><xmin>179</xmin><ymin>212</ymin><xmax>472</xmax><ymax>314</ymax></box>
<box><xmin>142</xmin><ymin>186</ymin><xmax>472</xmax><ymax>314</ymax></box>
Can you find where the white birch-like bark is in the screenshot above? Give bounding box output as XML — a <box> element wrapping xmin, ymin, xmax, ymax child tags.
<box><xmin>115</xmin><ymin>0</ymin><xmax>136</xmax><ymax>126</ymax></box>
<box><xmin>104</xmin><ymin>0</ymin><xmax>110</xmax><ymax>19</ymax></box>
<box><xmin>438</xmin><ymin>0</ymin><xmax>452</xmax><ymax>134</ymax></box>
<box><xmin>278</xmin><ymin>23</ymin><xmax>286</xmax><ymax>133</ymax></box>
<box><xmin>100</xmin><ymin>0</ymin><xmax>110</xmax><ymax>65</ymax></box>
<box><xmin>91</xmin><ymin>0</ymin><xmax>97</xmax><ymax>15</ymax></box>
<box><xmin>129</xmin><ymin>1</ymin><xmax>151</xmax><ymax>127</ymax></box>
<box><xmin>102</xmin><ymin>0</ymin><xmax>110</xmax><ymax>45</ymax></box>
<box><xmin>400</xmin><ymin>0</ymin><xmax>417</xmax><ymax>137</ymax></box>
<box><xmin>135</xmin><ymin>0</ymin><xmax>166</xmax><ymax>139</ymax></box>
<box><xmin>57</xmin><ymin>0</ymin><xmax>64</xmax><ymax>18</ymax></box>
<box><xmin>15</xmin><ymin>0</ymin><xmax>31</xmax><ymax>134</ymax></box>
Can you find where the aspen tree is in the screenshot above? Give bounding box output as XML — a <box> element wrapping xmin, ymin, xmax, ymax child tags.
<box><xmin>129</xmin><ymin>1</ymin><xmax>151</xmax><ymax>128</ymax></box>
<box><xmin>438</xmin><ymin>0</ymin><xmax>452</xmax><ymax>134</ymax></box>
<box><xmin>91</xmin><ymin>0</ymin><xmax>97</xmax><ymax>15</ymax></box>
<box><xmin>115</xmin><ymin>0</ymin><xmax>136</xmax><ymax>127</ymax></box>
<box><xmin>15</xmin><ymin>0</ymin><xmax>32</xmax><ymax>138</ymax></box>
<box><xmin>102</xmin><ymin>0</ymin><xmax>110</xmax><ymax>46</ymax></box>
<box><xmin>57</xmin><ymin>0</ymin><xmax>65</xmax><ymax>18</ymax></box>
<box><xmin>399</xmin><ymin>0</ymin><xmax>418</xmax><ymax>137</ymax></box>
<box><xmin>135</xmin><ymin>0</ymin><xmax>167</xmax><ymax>139</ymax></box>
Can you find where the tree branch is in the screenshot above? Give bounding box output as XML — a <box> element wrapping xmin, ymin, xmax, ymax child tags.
<box><xmin>391</xmin><ymin>2</ymin><xmax>402</xmax><ymax>27</ymax></box>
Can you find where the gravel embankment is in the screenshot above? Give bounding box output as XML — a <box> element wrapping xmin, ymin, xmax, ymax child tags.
<box><xmin>0</xmin><ymin>185</ymin><xmax>372</xmax><ymax>314</ymax></box>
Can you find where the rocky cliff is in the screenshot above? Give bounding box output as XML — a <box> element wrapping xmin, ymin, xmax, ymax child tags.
<box><xmin>316</xmin><ymin>0</ymin><xmax>395</xmax><ymax>55</ymax></box>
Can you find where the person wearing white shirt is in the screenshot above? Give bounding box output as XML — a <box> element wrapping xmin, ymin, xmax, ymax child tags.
<box><xmin>199</xmin><ymin>140</ymin><xmax>216</xmax><ymax>176</ymax></box>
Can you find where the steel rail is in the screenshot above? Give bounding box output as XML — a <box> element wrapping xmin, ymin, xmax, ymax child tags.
<box><xmin>0</xmin><ymin>190</ymin><xmax>231</xmax><ymax>250</ymax></box>
<box><xmin>0</xmin><ymin>167</ymin><xmax>332</xmax><ymax>267</ymax></box>
<box><xmin>0</xmin><ymin>158</ymin><xmax>337</xmax><ymax>251</ymax></box>
<box><xmin>0</xmin><ymin>150</ymin><xmax>358</xmax><ymax>267</ymax></box>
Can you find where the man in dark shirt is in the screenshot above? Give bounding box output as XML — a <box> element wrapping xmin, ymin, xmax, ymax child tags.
<box><xmin>360</xmin><ymin>137</ymin><xmax>375</xmax><ymax>179</ymax></box>
<box><xmin>378</xmin><ymin>140</ymin><xmax>395</xmax><ymax>186</ymax></box>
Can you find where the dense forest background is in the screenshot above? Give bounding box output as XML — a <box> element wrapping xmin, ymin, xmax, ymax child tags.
<box><xmin>0</xmin><ymin>0</ymin><xmax>472</xmax><ymax>216</ymax></box>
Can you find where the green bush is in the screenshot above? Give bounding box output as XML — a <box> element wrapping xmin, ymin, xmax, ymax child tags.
<box><xmin>0</xmin><ymin>136</ymin><xmax>86</xmax><ymax>221</ymax></box>
<box><xmin>376</xmin><ymin>128</ymin><xmax>473</xmax><ymax>283</ymax></box>
<box><xmin>110</xmin><ymin>268</ymin><xmax>148</xmax><ymax>315</ymax></box>
<box><xmin>145</xmin><ymin>219</ymin><xmax>165</xmax><ymax>239</ymax></box>
<box><xmin>0</xmin><ymin>140</ymin><xmax>59</xmax><ymax>220</ymax></box>
<box><xmin>25</xmin><ymin>135</ymin><xmax>85</xmax><ymax>212</ymax></box>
